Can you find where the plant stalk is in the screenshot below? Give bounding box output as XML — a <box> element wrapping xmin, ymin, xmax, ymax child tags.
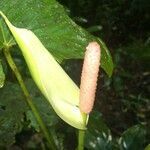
<box><xmin>3</xmin><ymin>47</ymin><xmax>57</xmax><ymax>150</ymax></box>
<box><xmin>78</xmin><ymin>113</ymin><xmax>87</xmax><ymax>150</ymax></box>
<box><xmin>78</xmin><ymin>130</ymin><xmax>85</xmax><ymax>150</ymax></box>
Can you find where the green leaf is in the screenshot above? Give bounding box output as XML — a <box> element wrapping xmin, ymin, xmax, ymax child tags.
<box><xmin>119</xmin><ymin>125</ymin><xmax>146</xmax><ymax>150</ymax></box>
<box><xmin>0</xmin><ymin>60</ymin><xmax>5</xmax><ymax>88</ymax></box>
<box><xmin>85</xmin><ymin>111</ymin><xmax>114</xmax><ymax>150</ymax></box>
<box><xmin>0</xmin><ymin>17</ymin><xmax>15</xmax><ymax>48</ymax></box>
<box><xmin>0</xmin><ymin>0</ymin><xmax>113</xmax><ymax>76</ymax></box>
<box><xmin>0</xmin><ymin>82</ymin><xmax>28</xmax><ymax>146</ymax></box>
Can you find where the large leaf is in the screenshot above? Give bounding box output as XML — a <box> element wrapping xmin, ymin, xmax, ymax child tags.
<box><xmin>119</xmin><ymin>125</ymin><xmax>146</xmax><ymax>150</ymax></box>
<box><xmin>0</xmin><ymin>0</ymin><xmax>113</xmax><ymax>76</ymax></box>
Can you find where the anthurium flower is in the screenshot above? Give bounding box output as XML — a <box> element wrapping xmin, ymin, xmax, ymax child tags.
<box><xmin>0</xmin><ymin>11</ymin><xmax>88</xmax><ymax>130</ymax></box>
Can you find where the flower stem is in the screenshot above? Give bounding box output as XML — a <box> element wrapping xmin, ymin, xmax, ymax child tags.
<box><xmin>78</xmin><ymin>113</ymin><xmax>87</xmax><ymax>150</ymax></box>
<box><xmin>78</xmin><ymin>130</ymin><xmax>85</xmax><ymax>150</ymax></box>
<box><xmin>3</xmin><ymin>47</ymin><xmax>57</xmax><ymax>150</ymax></box>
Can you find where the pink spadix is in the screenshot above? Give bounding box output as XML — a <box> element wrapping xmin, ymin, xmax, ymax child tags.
<box><xmin>79</xmin><ymin>42</ymin><xmax>101</xmax><ymax>114</ymax></box>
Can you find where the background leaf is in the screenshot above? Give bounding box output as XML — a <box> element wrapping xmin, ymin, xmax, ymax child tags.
<box><xmin>119</xmin><ymin>125</ymin><xmax>146</xmax><ymax>150</ymax></box>
<box><xmin>0</xmin><ymin>0</ymin><xmax>113</xmax><ymax>76</ymax></box>
<box><xmin>0</xmin><ymin>79</ymin><xmax>59</xmax><ymax>147</ymax></box>
<box><xmin>0</xmin><ymin>82</ymin><xmax>28</xmax><ymax>147</ymax></box>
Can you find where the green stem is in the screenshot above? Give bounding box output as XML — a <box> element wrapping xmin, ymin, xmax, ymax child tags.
<box><xmin>3</xmin><ymin>47</ymin><xmax>57</xmax><ymax>150</ymax></box>
<box><xmin>78</xmin><ymin>113</ymin><xmax>87</xmax><ymax>150</ymax></box>
<box><xmin>78</xmin><ymin>130</ymin><xmax>85</xmax><ymax>150</ymax></box>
